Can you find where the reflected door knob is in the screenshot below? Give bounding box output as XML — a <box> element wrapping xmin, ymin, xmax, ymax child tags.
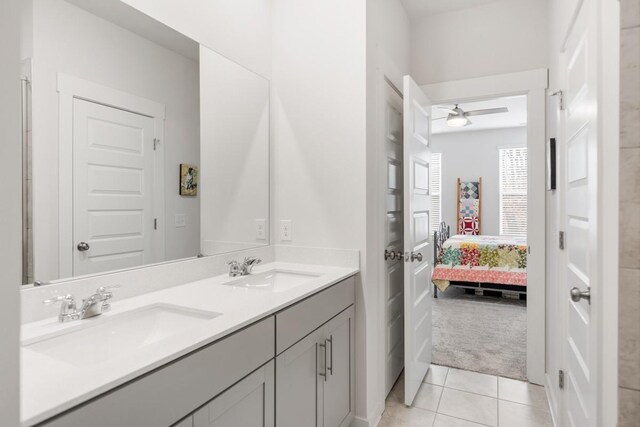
<box><xmin>570</xmin><ymin>286</ymin><xmax>590</xmax><ymax>304</ymax></box>
<box><xmin>77</xmin><ymin>242</ymin><xmax>90</xmax><ymax>252</ymax></box>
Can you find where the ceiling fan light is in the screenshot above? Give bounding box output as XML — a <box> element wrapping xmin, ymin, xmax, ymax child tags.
<box><xmin>446</xmin><ymin>115</ymin><xmax>469</xmax><ymax>127</ymax></box>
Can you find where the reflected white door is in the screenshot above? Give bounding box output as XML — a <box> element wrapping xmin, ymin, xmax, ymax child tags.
<box><xmin>402</xmin><ymin>75</ymin><xmax>433</xmax><ymax>405</ymax></box>
<box><xmin>73</xmin><ymin>99</ymin><xmax>156</xmax><ymax>276</ymax></box>
<box><xmin>382</xmin><ymin>78</ymin><xmax>405</xmax><ymax>396</ymax></box>
<box><xmin>561</xmin><ymin>0</ymin><xmax>599</xmax><ymax>425</ymax></box>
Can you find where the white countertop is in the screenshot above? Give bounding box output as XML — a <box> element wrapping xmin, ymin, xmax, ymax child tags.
<box><xmin>20</xmin><ymin>262</ymin><xmax>359</xmax><ymax>426</ymax></box>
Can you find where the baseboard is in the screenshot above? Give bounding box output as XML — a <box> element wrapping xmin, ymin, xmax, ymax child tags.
<box><xmin>350</xmin><ymin>401</ymin><xmax>385</xmax><ymax>427</ymax></box>
<box><xmin>350</xmin><ymin>417</ymin><xmax>369</xmax><ymax>427</ymax></box>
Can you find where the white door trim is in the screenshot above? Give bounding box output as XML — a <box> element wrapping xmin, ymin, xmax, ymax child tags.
<box><xmin>421</xmin><ymin>68</ymin><xmax>548</xmax><ymax>385</ymax></box>
<box><xmin>597</xmin><ymin>0</ymin><xmax>620</xmax><ymax>423</ymax></box>
<box><xmin>57</xmin><ymin>73</ymin><xmax>166</xmax><ymax>279</ymax></box>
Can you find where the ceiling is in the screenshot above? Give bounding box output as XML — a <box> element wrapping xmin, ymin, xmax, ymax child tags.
<box><xmin>400</xmin><ymin>0</ymin><xmax>504</xmax><ymax>18</ymax></box>
<box><xmin>66</xmin><ymin>0</ymin><xmax>199</xmax><ymax>61</ymax></box>
<box><xmin>431</xmin><ymin>95</ymin><xmax>527</xmax><ymax>134</ymax></box>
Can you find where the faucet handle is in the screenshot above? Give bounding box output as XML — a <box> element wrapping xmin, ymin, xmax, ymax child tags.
<box><xmin>96</xmin><ymin>286</ymin><xmax>119</xmax><ymax>311</ymax></box>
<box><xmin>97</xmin><ymin>285</ymin><xmax>120</xmax><ymax>296</ymax></box>
<box><xmin>43</xmin><ymin>294</ymin><xmax>74</xmax><ymax>305</ymax></box>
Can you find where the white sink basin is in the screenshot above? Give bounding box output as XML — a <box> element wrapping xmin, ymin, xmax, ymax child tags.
<box><xmin>224</xmin><ymin>270</ymin><xmax>321</xmax><ymax>293</ymax></box>
<box><xmin>23</xmin><ymin>304</ymin><xmax>221</xmax><ymax>367</ymax></box>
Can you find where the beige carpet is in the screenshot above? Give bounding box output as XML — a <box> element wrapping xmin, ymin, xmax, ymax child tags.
<box><xmin>432</xmin><ymin>287</ymin><xmax>527</xmax><ymax>380</ymax></box>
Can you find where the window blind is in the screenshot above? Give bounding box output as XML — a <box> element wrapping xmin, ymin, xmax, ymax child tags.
<box><xmin>499</xmin><ymin>147</ymin><xmax>527</xmax><ymax>237</ymax></box>
<box><xmin>431</xmin><ymin>153</ymin><xmax>442</xmax><ymax>233</ymax></box>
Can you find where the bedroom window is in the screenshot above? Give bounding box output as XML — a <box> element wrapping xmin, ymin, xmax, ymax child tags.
<box><xmin>499</xmin><ymin>147</ymin><xmax>527</xmax><ymax>237</ymax></box>
<box><xmin>430</xmin><ymin>153</ymin><xmax>442</xmax><ymax>234</ymax></box>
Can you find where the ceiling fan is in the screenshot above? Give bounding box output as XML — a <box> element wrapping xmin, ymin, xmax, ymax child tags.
<box><xmin>433</xmin><ymin>104</ymin><xmax>509</xmax><ymax>127</ymax></box>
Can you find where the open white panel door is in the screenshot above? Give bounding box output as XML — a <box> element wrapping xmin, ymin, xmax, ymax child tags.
<box><xmin>402</xmin><ymin>75</ymin><xmax>433</xmax><ymax>406</ymax></box>
<box><xmin>561</xmin><ymin>0</ymin><xmax>599</xmax><ymax>425</ymax></box>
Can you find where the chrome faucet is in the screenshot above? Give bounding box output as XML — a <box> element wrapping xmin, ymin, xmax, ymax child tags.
<box><xmin>43</xmin><ymin>286</ymin><xmax>119</xmax><ymax>323</ymax></box>
<box><xmin>227</xmin><ymin>257</ymin><xmax>262</xmax><ymax>277</ymax></box>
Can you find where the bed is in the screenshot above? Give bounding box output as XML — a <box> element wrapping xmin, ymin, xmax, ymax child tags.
<box><xmin>432</xmin><ymin>222</ymin><xmax>528</xmax><ymax>298</ymax></box>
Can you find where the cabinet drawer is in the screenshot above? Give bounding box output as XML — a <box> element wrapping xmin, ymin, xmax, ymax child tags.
<box><xmin>276</xmin><ymin>276</ymin><xmax>355</xmax><ymax>354</ymax></box>
<box><xmin>42</xmin><ymin>317</ymin><xmax>275</xmax><ymax>427</ymax></box>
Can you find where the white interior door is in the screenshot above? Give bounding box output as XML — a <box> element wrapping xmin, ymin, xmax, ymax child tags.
<box><xmin>73</xmin><ymin>99</ymin><xmax>156</xmax><ymax>276</ymax></box>
<box><xmin>561</xmin><ymin>0</ymin><xmax>599</xmax><ymax>425</ymax></box>
<box><xmin>402</xmin><ymin>75</ymin><xmax>433</xmax><ymax>406</ymax></box>
<box><xmin>382</xmin><ymin>78</ymin><xmax>405</xmax><ymax>396</ymax></box>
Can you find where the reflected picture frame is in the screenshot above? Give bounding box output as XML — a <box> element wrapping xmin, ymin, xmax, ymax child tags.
<box><xmin>180</xmin><ymin>164</ymin><xmax>198</xmax><ymax>196</ymax></box>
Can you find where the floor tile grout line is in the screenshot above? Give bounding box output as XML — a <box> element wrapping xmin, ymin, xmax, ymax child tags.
<box><xmin>442</xmin><ymin>383</ymin><xmax>499</xmax><ymax>400</ymax></box>
<box><xmin>498</xmin><ymin>397</ymin><xmax>551</xmax><ymax>412</ymax></box>
<box><xmin>435</xmin><ymin>412</ymin><xmax>494</xmax><ymax>427</ymax></box>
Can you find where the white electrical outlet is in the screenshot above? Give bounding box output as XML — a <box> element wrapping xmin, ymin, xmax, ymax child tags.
<box><xmin>175</xmin><ymin>214</ymin><xmax>186</xmax><ymax>228</ymax></box>
<box><xmin>255</xmin><ymin>219</ymin><xmax>266</xmax><ymax>240</ymax></box>
<box><xmin>280</xmin><ymin>220</ymin><xmax>292</xmax><ymax>241</ymax></box>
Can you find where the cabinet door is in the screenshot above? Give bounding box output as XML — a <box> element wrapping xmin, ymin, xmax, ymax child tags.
<box><xmin>193</xmin><ymin>361</ymin><xmax>274</xmax><ymax>427</ymax></box>
<box><xmin>276</xmin><ymin>329</ymin><xmax>324</xmax><ymax>427</ymax></box>
<box><xmin>322</xmin><ymin>307</ymin><xmax>355</xmax><ymax>427</ymax></box>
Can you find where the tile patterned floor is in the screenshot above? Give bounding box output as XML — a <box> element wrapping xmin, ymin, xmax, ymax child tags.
<box><xmin>379</xmin><ymin>365</ymin><xmax>553</xmax><ymax>427</ymax></box>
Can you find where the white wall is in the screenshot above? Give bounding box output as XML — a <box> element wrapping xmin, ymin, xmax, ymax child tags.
<box><xmin>271</xmin><ymin>0</ymin><xmax>367</xmax><ymax>250</ymax></box>
<box><xmin>271</xmin><ymin>0</ymin><xmax>374</xmax><ymax>423</ymax></box>
<box><xmin>31</xmin><ymin>0</ymin><xmax>200</xmax><ymax>282</ymax></box>
<box><xmin>432</xmin><ymin>127</ymin><xmax>527</xmax><ymax>236</ymax></box>
<box><xmin>120</xmin><ymin>0</ymin><xmax>272</xmax><ymax>79</ymax></box>
<box><xmin>410</xmin><ymin>0</ymin><xmax>548</xmax><ymax>84</ymax></box>
<box><xmin>0</xmin><ymin>0</ymin><xmax>21</xmax><ymax>423</ymax></box>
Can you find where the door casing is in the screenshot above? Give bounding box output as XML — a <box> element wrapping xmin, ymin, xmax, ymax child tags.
<box><xmin>422</xmin><ymin>69</ymin><xmax>548</xmax><ymax>385</ymax></box>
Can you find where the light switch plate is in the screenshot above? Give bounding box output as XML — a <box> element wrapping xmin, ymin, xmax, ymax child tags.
<box><xmin>255</xmin><ymin>219</ymin><xmax>266</xmax><ymax>240</ymax></box>
<box><xmin>280</xmin><ymin>220</ymin><xmax>292</xmax><ymax>241</ymax></box>
<box><xmin>175</xmin><ymin>214</ymin><xmax>186</xmax><ymax>228</ymax></box>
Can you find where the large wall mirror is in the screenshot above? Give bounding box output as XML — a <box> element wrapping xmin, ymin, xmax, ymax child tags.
<box><xmin>21</xmin><ymin>0</ymin><xmax>270</xmax><ymax>286</ymax></box>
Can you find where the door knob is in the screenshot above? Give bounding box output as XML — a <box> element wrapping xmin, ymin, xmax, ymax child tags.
<box><xmin>570</xmin><ymin>286</ymin><xmax>590</xmax><ymax>304</ymax></box>
<box><xmin>384</xmin><ymin>249</ymin><xmax>396</xmax><ymax>261</ymax></box>
<box><xmin>410</xmin><ymin>252</ymin><xmax>423</xmax><ymax>262</ymax></box>
<box><xmin>77</xmin><ymin>242</ymin><xmax>90</xmax><ymax>252</ymax></box>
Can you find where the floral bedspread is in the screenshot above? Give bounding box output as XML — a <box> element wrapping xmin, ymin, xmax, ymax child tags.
<box><xmin>432</xmin><ymin>235</ymin><xmax>528</xmax><ymax>291</ymax></box>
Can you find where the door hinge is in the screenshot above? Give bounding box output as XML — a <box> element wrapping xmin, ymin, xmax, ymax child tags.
<box><xmin>527</xmin><ymin>246</ymin><xmax>531</xmax><ymax>255</ymax></box>
<box><xmin>550</xmin><ymin>90</ymin><xmax>565</xmax><ymax>110</ymax></box>
<box><xmin>559</xmin><ymin>231</ymin><xmax>565</xmax><ymax>250</ymax></box>
<box><xmin>559</xmin><ymin>370</ymin><xmax>565</xmax><ymax>389</ymax></box>
<box><xmin>154</xmin><ymin>218</ymin><xmax>157</xmax><ymax>230</ymax></box>
<box><xmin>153</xmin><ymin>138</ymin><xmax>159</xmax><ymax>151</ymax></box>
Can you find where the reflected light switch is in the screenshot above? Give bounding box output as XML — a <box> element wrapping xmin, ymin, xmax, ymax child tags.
<box><xmin>175</xmin><ymin>214</ymin><xmax>186</xmax><ymax>228</ymax></box>
<box><xmin>255</xmin><ymin>219</ymin><xmax>266</xmax><ymax>240</ymax></box>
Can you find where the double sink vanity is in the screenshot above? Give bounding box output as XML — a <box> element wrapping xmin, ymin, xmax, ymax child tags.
<box><xmin>18</xmin><ymin>1</ymin><xmax>359</xmax><ymax>426</ymax></box>
<box><xmin>21</xmin><ymin>259</ymin><xmax>358</xmax><ymax>426</ymax></box>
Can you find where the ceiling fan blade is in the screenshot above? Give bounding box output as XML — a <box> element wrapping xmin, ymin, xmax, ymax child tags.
<box><xmin>437</xmin><ymin>106</ymin><xmax>458</xmax><ymax>114</ymax></box>
<box><xmin>465</xmin><ymin>107</ymin><xmax>509</xmax><ymax>117</ymax></box>
<box><xmin>432</xmin><ymin>116</ymin><xmax>447</xmax><ymax>121</ymax></box>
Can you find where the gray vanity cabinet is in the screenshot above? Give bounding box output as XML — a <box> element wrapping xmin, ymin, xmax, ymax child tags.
<box><xmin>321</xmin><ymin>308</ymin><xmax>354</xmax><ymax>427</ymax></box>
<box><xmin>275</xmin><ymin>328</ymin><xmax>325</xmax><ymax>427</ymax></box>
<box><xmin>275</xmin><ymin>277</ymin><xmax>355</xmax><ymax>427</ymax></box>
<box><xmin>192</xmin><ymin>361</ymin><xmax>275</xmax><ymax>427</ymax></box>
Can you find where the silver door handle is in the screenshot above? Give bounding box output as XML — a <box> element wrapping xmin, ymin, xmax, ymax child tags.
<box><xmin>327</xmin><ymin>336</ymin><xmax>333</xmax><ymax>376</ymax></box>
<box><xmin>410</xmin><ymin>252</ymin><xmax>423</xmax><ymax>262</ymax></box>
<box><xmin>318</xmin><ymin>342</ymin><xmax>328</xmax><ymax>381</ymax></box>
<box><xmin>570</xmin><ymin>286</ymin><xmax>590</xmax><ymax>304</ymax></box>
<box><xmin>77</xmin><ymin>242</ymin><xmax>90</xmax><ymax>252</ymax></box>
